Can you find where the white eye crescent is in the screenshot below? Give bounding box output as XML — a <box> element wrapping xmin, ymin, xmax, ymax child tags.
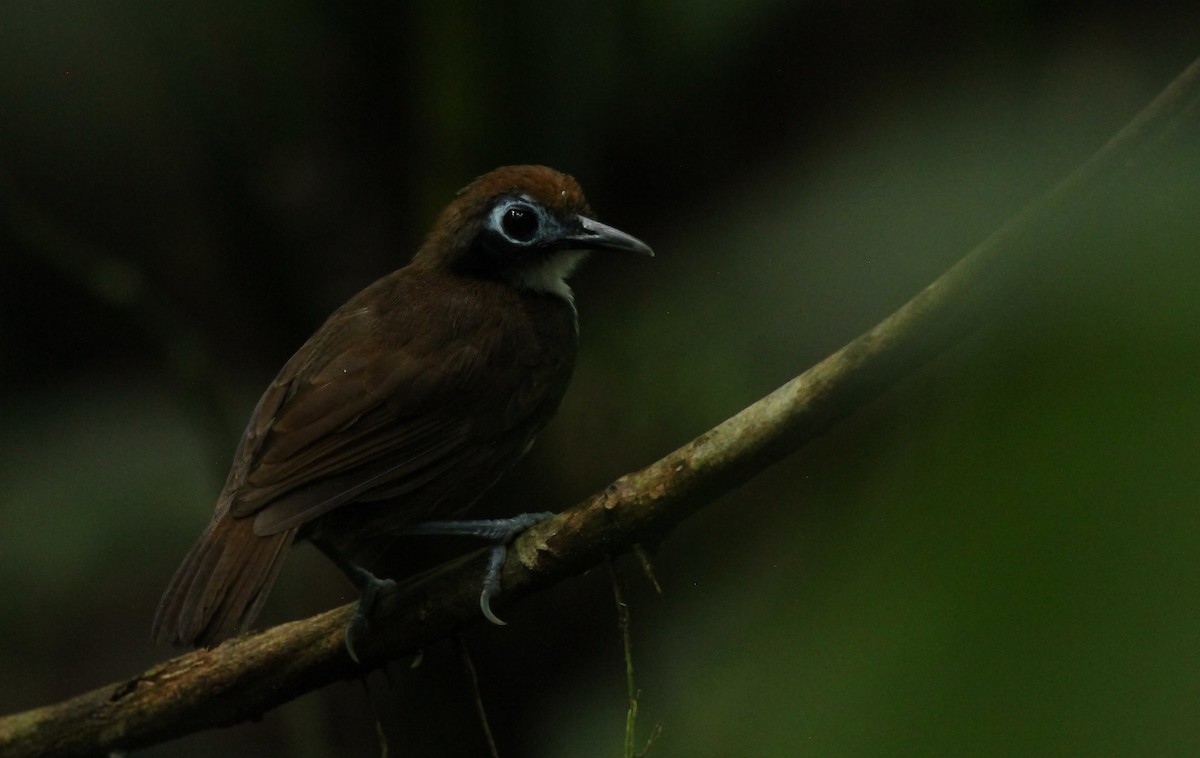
<box><xmin>489</xmin><ymin>197</ymin><xmax>549</xmax><ymax>246</ymax></box>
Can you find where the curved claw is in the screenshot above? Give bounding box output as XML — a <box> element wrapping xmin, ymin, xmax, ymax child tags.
<box><xmin>480</xmin><ymin>589</ymin><xmax>506</xmax><ymax>626</ymax></box>
<box><xmin>480</xmin><ymin>542</ymin><xmax>508</xmax><ymax>626</ymax></box>
<box><xmin>343</xmin><ymin>572</ymin><xmax>396</xmax><ymax>664</ymax></box>
<box><xmin>345</xmin><ymin>614</ymin><xmax>367</xmax><ymax>664</ymax></box>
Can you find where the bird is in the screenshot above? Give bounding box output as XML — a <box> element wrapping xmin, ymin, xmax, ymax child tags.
<box><xmin>151</xmin><ymin>165</ymin><xmax>652</xmax><ymax>657</ymax></box>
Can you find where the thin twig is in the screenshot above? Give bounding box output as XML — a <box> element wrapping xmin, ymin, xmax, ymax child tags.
<box><xmin>609</xmin><ymin>561</ymin><xmax>639</xmax><ymax>758</ymax></box>
<box><xmin>632</xmin><ymin>545</ymin><xmax>663</xmax><ymax>595</ymax></box>
<box><xmin>455</xmin><ymin>635</ymin><xmax>500</xmax><ymax>758</ymax></box>
<box><xmin>359</xmin><ymin>677</ymin><xmax>389</xmax><ymax>758</ymax></box>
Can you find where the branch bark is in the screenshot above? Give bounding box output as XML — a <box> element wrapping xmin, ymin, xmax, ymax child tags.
<box><xmin>2</xmin><ymin>54</ymin><xmax>1199</xmax><ymax>758</ymax></box>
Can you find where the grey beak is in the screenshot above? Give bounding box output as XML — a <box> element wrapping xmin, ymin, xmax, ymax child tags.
<box><xmin>570</xmin><ymin>216</ymin><xmax>655</xmax><ymax>257</ymax></box>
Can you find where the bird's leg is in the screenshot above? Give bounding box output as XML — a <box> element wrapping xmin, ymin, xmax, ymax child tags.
<box><xmin>313</xmin><ymin>539</ymin><xmax>396</xmax><ymax>664</ymax></box>
<box><xmin>402</xmin><ymin>512</ymin><xmax>554</xmax><ymax>625</ymax></box>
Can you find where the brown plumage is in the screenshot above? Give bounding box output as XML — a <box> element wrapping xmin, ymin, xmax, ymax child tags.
<box><xmin>152</xmin><ymin>165</ymin><xmax>651</xmax><ymax>647</ymax></box>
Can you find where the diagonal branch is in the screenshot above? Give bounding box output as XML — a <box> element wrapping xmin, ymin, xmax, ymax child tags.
<box><xmin>2</xmin><ymin>53</ymin><xmax>1199</xmax><ymax>758</ymax></box>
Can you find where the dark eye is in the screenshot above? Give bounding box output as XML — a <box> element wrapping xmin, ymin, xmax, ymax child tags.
<box><xmin>501</xmin><ymin>204</ymin><xmax>539</xmax><ymax>242</ymax></box>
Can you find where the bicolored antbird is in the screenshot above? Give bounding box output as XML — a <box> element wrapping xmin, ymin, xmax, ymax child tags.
<box><xmin>152</xmin><ymin>165</ymin><xmax>652</xmax><ymax>659</ymax></box>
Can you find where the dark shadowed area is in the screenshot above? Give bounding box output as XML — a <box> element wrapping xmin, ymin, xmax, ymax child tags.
<box><xmin>3</xmin><ymin>2</ymin><xmax>1200</xmax><ymax>756</ymax></box>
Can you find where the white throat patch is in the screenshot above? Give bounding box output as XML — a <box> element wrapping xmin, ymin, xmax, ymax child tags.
<box><xmin>512</xmin><ymin>249</ymin><xmax>588</xmax><ymax>302</ymax></box>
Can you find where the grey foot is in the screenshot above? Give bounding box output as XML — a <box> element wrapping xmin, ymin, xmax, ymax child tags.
<box><xmin>404</xmin><ymin>511</ymin><xmax>555</xmax><ymax>625</ymax></box>
<box><xmin>344</xmin><ymin>567</ymin><xmax>397</xmax><ymax>664</ymax></box>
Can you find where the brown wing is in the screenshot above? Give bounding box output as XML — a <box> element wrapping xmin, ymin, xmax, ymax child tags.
<box><xmin>222</xmin><ymin>272</ymin><xmax>575</xmax><ymax>537</ymax></box>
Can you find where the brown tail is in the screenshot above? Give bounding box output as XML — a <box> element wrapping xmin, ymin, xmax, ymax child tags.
<box><xmin>152</xmin><ymin>511</ymin><xmax>298</xmax><ymax>647</ymax></box>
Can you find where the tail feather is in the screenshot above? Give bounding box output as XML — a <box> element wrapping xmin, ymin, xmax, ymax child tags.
<box><xmin>153</xmin><ymin>513</ymin><xmax>297</xmax><ymax>647</ymax></box>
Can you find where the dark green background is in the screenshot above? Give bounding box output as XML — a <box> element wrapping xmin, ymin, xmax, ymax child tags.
<box><xmin>3</xmin><ymin>2</ymin><xmax>1199</xmax><ymax>755</ymax></box>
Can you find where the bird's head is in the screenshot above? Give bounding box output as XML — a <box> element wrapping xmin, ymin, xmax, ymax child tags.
<box><xmin>415</xmin><ymin>165</ymin><xmax>652</xmax><ymax>300</ymax></box>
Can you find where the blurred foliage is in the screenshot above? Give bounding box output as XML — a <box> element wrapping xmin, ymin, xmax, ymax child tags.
<box><xmin>3</xmin><ymin>2</ymin><xmax>1200</xmax><ymax>756</ymax></box>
